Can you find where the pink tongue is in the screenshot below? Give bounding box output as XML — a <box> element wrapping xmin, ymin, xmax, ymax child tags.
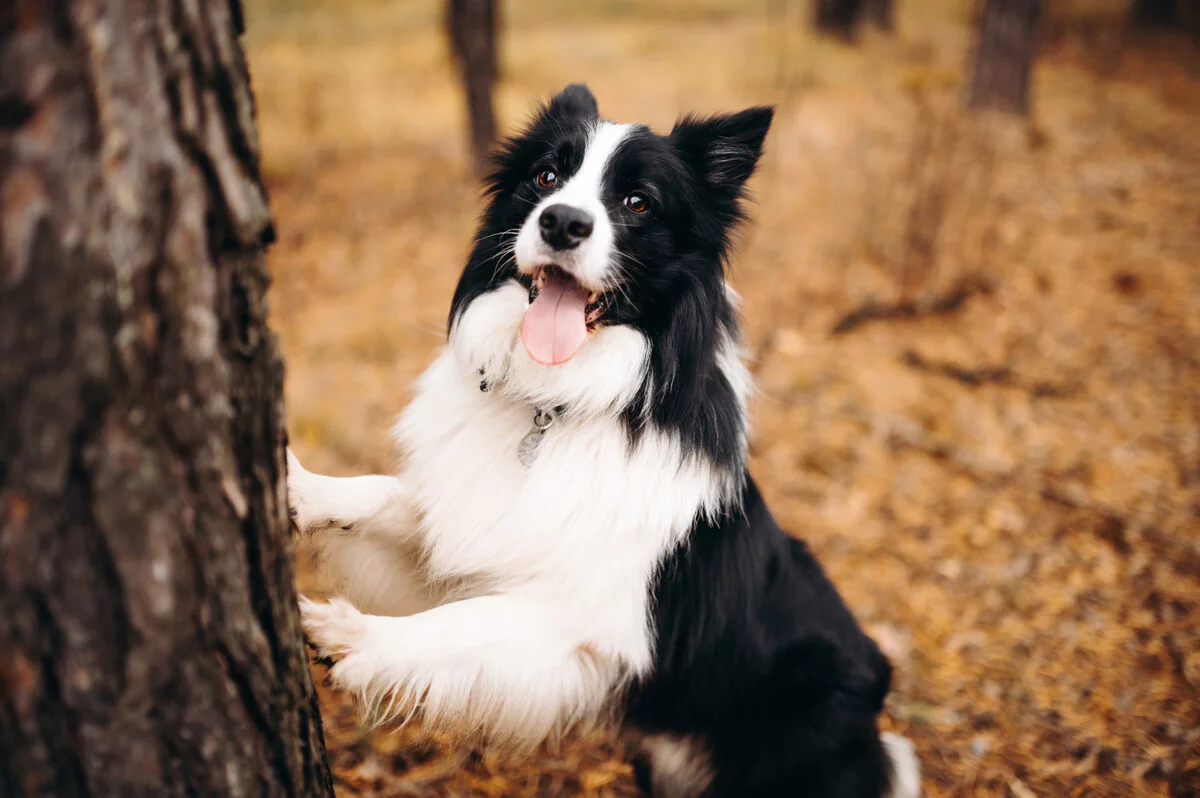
<box><xmin>521</xmin><ymin>271</ymin><xmax>589</xmax><ymax>365</ymax></box>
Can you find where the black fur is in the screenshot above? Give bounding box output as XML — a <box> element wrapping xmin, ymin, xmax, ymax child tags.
<box><xmin>628</xmin><ymin>479</ymin><xmax>894</xmax><ymax>797</ymax></box>
<box><xmin>450</xmin><ymin>84</ymin><xmax>899</xmax><ymax>797</ymax></box>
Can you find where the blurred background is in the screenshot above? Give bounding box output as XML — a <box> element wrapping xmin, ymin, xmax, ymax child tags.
<box><xmin>242</xmin><ymin>0</ymin><xmax>1200</xmax><ymax>795</ymax></box>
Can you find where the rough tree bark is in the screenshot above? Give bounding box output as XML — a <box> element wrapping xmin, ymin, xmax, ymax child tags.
<box><xmin>0</xmin><ymin>1</ymin><xmax>332</xmax><ymax>796</ymax></box>
<box><xmin>445</xmin><ymin>0</ymin><xmax>499</xmax><ymax>175</ymax></box>
<box><xmin>966</xmin><ymin>0</ymin><xmax>1042</xmax><ymax>115</ymax></box>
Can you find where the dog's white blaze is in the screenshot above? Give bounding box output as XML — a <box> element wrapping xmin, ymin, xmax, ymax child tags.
<box><xmin>293</xmin><ymin>278</ymin><xmax>744</xmax><ymax>746</ymax></box>
<box><xmin>514</xmin><ymin>121</ymin><xmax>634</xmax><ymax>289</ymax></box>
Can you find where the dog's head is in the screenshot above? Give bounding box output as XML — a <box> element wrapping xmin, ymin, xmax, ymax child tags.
<box><xmin>452</xmin><ymin>84</ymin><xmax>773</xmax><ymax>367</ymax></box>
<box><xmin>450</xmin><ymin>85</ymin><xmax>769</xmax><ymax>461</ymax></box>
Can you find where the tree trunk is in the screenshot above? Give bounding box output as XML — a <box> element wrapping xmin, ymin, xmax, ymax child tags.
<box><xmin>813</xmin><ymin>0</ymin><xmax>892</xmax><ymax>39</ymax></box>
<box><xmin>864</xmin><ymin>0</ymin><xmax>894</xmax><ymax>32</ymax></box>
<box><xmin>0</xmin><ymin>1</ymin><xmax>333</xmax><ymax>796</ymax></box>
<box><xmin>1131</xmin><ymin>0</ymin><xmax>1180</xmax><ymax>27</ymax></box>
<box><xmin>1131</xmin><ymin>0</ymin><xmax>1199</xmax><ymax>43</ymax></box>
<box><xmin>814</xmin><ymin>0</ymin><xmax>864</xmax><ymax>39</ymax></box>
<box><xmin>967</xmin><ymin>0</ymin><xmax>1042</xmax><ymax>115</ymax></box>
<box><xmin>446</xmin><ymin>0</ymin><xmax>499</xmax><ymax>175</ymax></box>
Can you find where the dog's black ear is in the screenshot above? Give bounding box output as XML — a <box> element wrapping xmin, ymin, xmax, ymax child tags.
<box><xmin>548</xmin><ymin>83</ymin><xmax>599</xmax><ymax>120</ymax></box>
<box><xmin>670</xmin><ymin>106</ymin><xmax>774</xmax><ymax>193</ymax></box>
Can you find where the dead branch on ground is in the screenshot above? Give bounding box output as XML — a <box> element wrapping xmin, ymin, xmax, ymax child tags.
<box><xmin>831</xmin><ymin>275</ymin><xmax>993</xmax><ymax>335</ymax></box>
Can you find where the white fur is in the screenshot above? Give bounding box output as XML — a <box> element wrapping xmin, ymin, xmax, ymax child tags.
<box><xmin>513</xmin><ymin>121</ymin><xmax>634</xmax><ymax>290</ymax></box>
<box><xmin>633</xmin><ymin>732</ymin><xmax>716</xmax><ymax>798</ymax></box>
<box><xmin>288</xmin><ymin>453</ymin><xmax>431</xmax><ymax>616</ymax></box>
<box><xmin>287</xmin><ymin>450</ymin><xmax>412</xmax><ymax>538</ymax></box>
<box><xmin>716</xmin><ymin>287</ymin><xmax>753</xmax><ymax>461</ymax></box>
<box><xmin>292</xmin><ymin>275</ymin><xmax>742</xmax><ymax>746</ymax></box>
<box><xmin>882</xmin><ymin>731</ymin><xmax>922</xmax><ymax>798</ymax></box>
<box><xmin>450</xmin><ymin>280</ymin><xmax>651</xmax><ymax>418</ymax></box>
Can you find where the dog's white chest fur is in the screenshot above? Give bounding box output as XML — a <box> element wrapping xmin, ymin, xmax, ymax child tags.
<box><xmin>392</xmin><ymin>283</ymin><xmax>730</xmax><ymax>673</ymax></box>
<box><xmin>291</xmin><ymin>281</ymin><xmax>744</xmax><ymax>745</ymax></box>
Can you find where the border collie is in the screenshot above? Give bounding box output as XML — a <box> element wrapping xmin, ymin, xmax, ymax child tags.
<box><xmin>288</xmin><ymin>84</ymin><xmax>920</xmax><ymax>798</ymax></box>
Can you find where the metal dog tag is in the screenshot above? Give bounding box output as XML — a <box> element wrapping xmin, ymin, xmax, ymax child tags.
<box><xmin>517</xmin><ymin>409</ymin><xmax>554</xmax><ymax>468</ymax></box>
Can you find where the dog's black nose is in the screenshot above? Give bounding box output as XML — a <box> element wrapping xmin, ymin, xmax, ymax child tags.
<box><xmin>538</xmin><ymin>204</ymin><xmax>594</xmax><ymax>250</ymax></box>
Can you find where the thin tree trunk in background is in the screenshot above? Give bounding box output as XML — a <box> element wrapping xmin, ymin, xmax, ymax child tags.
<box><xmin>1131</xmin><ymin>0</ymin><xmax>1180</xmax><ymax>27</ymax></box>
<box><xmin>813</xmin><ymin>0</ymin><xmax>892</xmax><ymax>39</ymax></box>
<box><xmin>967</xmin><ymin>0</ymin><xmax>1042</xmax><ymax>115</ymax></box>
<box><xmin>446</xmin><ymin>0</ymin><xmax>499</xmax><ymax>175</ymax></box>
<box><xmin>1131</xmin><ymin>0</ymin><xmax>1199</xmax><ymax>43</ymax></box>
<box><xmin>0</xmin><ymin>1</ymin><xmax>332</xmax><ymax>796</ymax></box>
<box><xmin>864</xmin><ymin>0</ymin><xmax>894</xmax><ymax>32</ymax></box>
<box><xmin>814</xmin><ymin>0</ymin><xmax>864</xmax><ymax>39</ymax></box>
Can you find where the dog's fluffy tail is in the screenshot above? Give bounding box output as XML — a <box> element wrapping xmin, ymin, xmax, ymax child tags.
<box><xmin>881</xmin><ymin>732</ymin><xmax>921</xmax><ymax>798</ymax></box>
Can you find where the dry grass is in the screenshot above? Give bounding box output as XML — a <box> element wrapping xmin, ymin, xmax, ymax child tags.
<box><xmin>244</xmin><ymin>1</ymin><xmax>1200</xmax><ymax>794</ymax></box>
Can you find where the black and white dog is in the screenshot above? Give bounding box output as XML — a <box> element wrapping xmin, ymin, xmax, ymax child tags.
<box><xmin>288</xmin><ymin>84</ymin><xmax>920</xmax><ymax>798</ymax></box>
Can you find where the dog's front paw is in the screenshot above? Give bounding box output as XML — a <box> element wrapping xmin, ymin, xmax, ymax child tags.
<box><xmin>287</xmin><ymin>449</ymin><xmax>321</xmax><ymax>536</ymax></box>
<box><xmin>299</xmin><ymin>596</ymin><xmax>370</xmax><ymax>660</ymax></box>
<box><xmin>299</xmin><ymin>596</ymin><xmax>397</xmax><ymax>705</ymax></box>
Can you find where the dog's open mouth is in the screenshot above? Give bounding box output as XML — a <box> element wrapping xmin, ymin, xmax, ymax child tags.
<box><xmin>527</xmin><ymin>267</ymin><xmax>609</xmax><ymax>325</ymax></box>
<box><xmin>521</xmin><ymin>266</ymin><xmax>609</xmax><ymax>366</ymax></box>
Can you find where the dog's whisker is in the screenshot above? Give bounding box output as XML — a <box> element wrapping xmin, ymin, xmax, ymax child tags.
<box><xmin>485</xmin><ymin>244</ymin><xmax>518</xmax><ymax>284</ymax></box>
<box><xmin>478</xmin><ymin>248</ymin><xmax>516</xmax><ymax>283</ymax></box>
<box><xmin>490</xmin><ymin>253</ymin><xmax>517</xmax><ymax>284</ymax></box>
<box><xmin>474</xmin><ymin>228</ymin><xmax>521</xmax><ymax>244</ymax></box>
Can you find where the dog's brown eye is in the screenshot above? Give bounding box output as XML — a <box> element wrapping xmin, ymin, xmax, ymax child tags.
<box><xmin>536</xmin><ymin>169</ymin><xmax>557</xmax><ymax>188</ymax></box>
<box><xmin>623</xmin><ymin>194</ymin><xmax>648</xmax><ymax>213</ymax></box>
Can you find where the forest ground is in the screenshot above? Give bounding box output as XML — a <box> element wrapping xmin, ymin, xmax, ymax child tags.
<box><xmin>244</xmin><ymin>1</ymin><xmax>1200</xmax><ymax>794</ymax></box>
